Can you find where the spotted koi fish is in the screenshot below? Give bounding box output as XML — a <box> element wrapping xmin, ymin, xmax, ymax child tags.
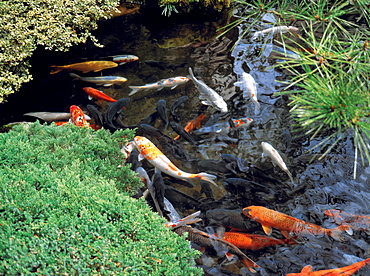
<box><xmin>286</xmin><ymin>258</ymin><xmax>370</xmax><ymax>276</ymax></box>
<box><xmin>243</xmin><ymin>206</ymin><xmax>352</xmax><ymax>241</ymax></box>
<box><xmin>69</xmin><ymin>105</ymin><xmax>89</xmax><ymax>127</ymax></box>
<box><xmin>133</xmin><ymin>136</ymin><xmax>217</xmax><ymax>186</ymax></box>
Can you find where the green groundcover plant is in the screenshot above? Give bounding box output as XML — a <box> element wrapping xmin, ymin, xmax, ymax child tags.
<box><xmin>0</xmin><ymin>122</ymin><xmax>201</xmax><ymax>275</ymax></box>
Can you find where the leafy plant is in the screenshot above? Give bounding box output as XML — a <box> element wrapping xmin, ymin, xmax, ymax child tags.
<box><xmin>0</xmin><ymin>122</ymin><xmax>202</xmax><ymax>275</ymax></box>
<box><xmin>0</xmin><ymin>0</ymin><xmax>121</xmax><ymax>103</ymax></box>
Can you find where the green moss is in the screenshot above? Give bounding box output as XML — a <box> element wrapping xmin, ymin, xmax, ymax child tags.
<box><xmin>0</xmin><ymin>122</ymin><xmax>202</xmax><ymax>275</ymax></box>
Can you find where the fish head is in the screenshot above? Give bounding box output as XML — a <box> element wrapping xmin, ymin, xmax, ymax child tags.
<box><xmin>82</xmin><ymin>87</ymin><xmax>92</xmax><ymax>93</ymax></box>
<box><xmin>242</xmin><ymin>206</ymin><xmax>260</xmax><ymax>219</ymax></box>
<box><xmin>218</xmin><ymin>101</ymin><xmax>228</xmax><ymax>113</ymax></box>
<box><xmin>117</xmin><ymin>77</ymin><xmax>128</xmax><ymax>82</ymax></box>
<box><xmin>69</xmin><ymin>105</ymin><xmax>89</xmax><ymax>127</ymax></box>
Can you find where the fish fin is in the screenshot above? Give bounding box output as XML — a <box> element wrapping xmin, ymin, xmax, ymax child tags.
<box><xmin>50</xmin><ymin>65</ymin><xmax>64</xmax><ymax>74</ymax></box>
<box><xmin>103</xmin><ymin>84</ymin><xmax>114</xmax><ymax>87</ymax></box>
<box><xmin>234</xmin><ymin>81</ymin><xmax>242</xmax><ymax>87</ymax></box>
<box><xmin>254</xmin><ymin>101</ymin><xmax>261</xmax><ymax>115</ymax></box>
<box><xmin>69</xmin><ymin>73</ymin><xmax>81</xmax><ymax>80</ymax></box>
<box><xmin>118</xmin><ymin>62</ymin><xmax>127</xmax><ymax>65</ymax></box>
<box><xmin>197</xmin><ymin>172</ymin><xmax>217</xmax><ymax>187</ymax></box>
<box><xmin>157</xmin><ymin>87</ymin><xmax>164</xmax><ymax>91</ymax></box>
<box><xmin>280</xmin><ymin>231</ymin><xmax>292</xmax><ymax>239</ymax></box>
<box><xmin>330</xmin><ymin>225</ymin><xmax>352</xmax><ymax>241</ymax></box>
<box><xmin>88</xmin><ymin>96</ymin><xmax>93</xmax><ymax>100</ymax></box>
<box><xmin>201</xmin><ymin>100</ymin><xmax>212</xmax><ymax>106</ymax></box>
<box><xmin>128</xmin><ymin>86</ymin><xmax>141</xmax><ymax>96</ymax></box>
<box><xmin>240</xmin><ymin>257</ymin><xmax>259</xmax><ymax>273</ymax></box>
<box><xmin>301</xmin><ymin>265</ymin><xmax>313</xmax><ymax>273</ymax></box>
<box><xmin>286</xmin><ymin>170</ymin><xmax>294</xmax><ymax>184</ymax></box>
<box><xmin>262</xmin><ymin>224</ymin><xmax>272</xmax><ymax>235</ymax></box>
<box><xmin>170</xmin><ymin>85</ymin><xmax>178</xmax><ymax>90</ymax></box>
<box><xmin>137</xmin><ymin>154</ymin><xmax>145</xmax><ymax>161</ymax></box>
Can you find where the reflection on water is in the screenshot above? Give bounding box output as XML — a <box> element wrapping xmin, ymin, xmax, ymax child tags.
<box><xmin>1</xmin><ymin>6</ymin><xmax>369</xmax><ymax>276</ymax></box>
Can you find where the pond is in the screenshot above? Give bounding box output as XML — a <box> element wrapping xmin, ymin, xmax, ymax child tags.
<box><xmin>0</xmin><ymin>4</ymin><xmax>369</xmax><ymax>276</ymax></box>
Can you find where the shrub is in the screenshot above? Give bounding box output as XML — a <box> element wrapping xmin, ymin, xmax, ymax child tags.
<box><xmin>0</xmin><ymin>123</ymin><xmax>201</xmax><ymax>275</ymax></box>
<box><xmin>0</xmin><ymin>0</ymin><xmax>121</xmax><ymax>103</ymax></box>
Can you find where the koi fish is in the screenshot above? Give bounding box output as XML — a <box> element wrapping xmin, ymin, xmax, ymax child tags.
<box><xmin>174</xmin><ymin>114</ymin><xmax>205</xmax><ymax>140</ymax></box>
<box><xmin>286</xmin><ymin>258</ymin><xmax>370</xmax><ymax>276</ymax></box>
<box><xmin>206</xmin><ymin>208</ymin><xmax>258</xmax><ymax>232</ymax></box>
<box><xmin>70</xmin><ymin>73</ymin><xmax>127</xmax><ymax>86</ymax></box>
<box><xmin>104</xmin><ymin>98</ymin><xmax>130</xmax><ymax>129</ymax></box>
<box><xmin>69</xmin><ymin>105</ymin><xmax>89</xmax><ymax>127</ymax></box>
<box><xmin>109</xmin><ymin>54</ymin><xmax>138</xmax><ymax>65</ymax></box>
<box><xmin>234</xmin><ymin>72</ymin><xmax>260</xmax><ymax>115</ymax></box>
<box><xmin>219</xmin><ymin>232</ymin><xmax>297</xmax><ymax>250</ymax></box>
<box><xmin>324</xmin><ymin>209</ymin><xmax>370</xmax><ymax>234</ymax></box>
<box><xmin>194</xmin><ymin>117</ymin><xmax>253</xmax><ymax>135</ymax></box>
<box><xmin>242</xmin><ymin>206</ymin><xmax>352</xmax><ymax>241</ymax></box>
<box><xmin>261</xmin><ymin>142</ymin><xmax>294</xmax><ymax>183</ymax></box>
<box><xmin>170</xmin><ymin>95</ymin><xmax>189</xmax><ymax>121</ymax></box>
<box><xmin>133</xmin><ymin>136</ymin><xmax>217</xmax><ymax>186</ymax></box>
<box><xmin>82</xmin><ymin>87</ymin><xmax>117</xmax><ymax>102</ymax></box>
<box><xmin>128</xmin><ymin>76</ymin><xmax>189</xmax><ymax>96</ymax></box>
<box><xmin>188</xmin><ymin>67</ymin><xmax>228</xmax><ymax>113</ymax></box>
<box><xmin>50</xmin><ymin>61</ymin><xmax>118</xmax><ymax>74</ymax></box>
<box><xmin>155</xmin><ymin>99</ymin><xmax>169</xmax><ymax>130</ymax></box>
<box><xmin>170</xmin><ymin>122</ymin><xmax>196</xmax><ymax>144</ymax></box>
<box><xmin>252</xmin><ymin>26</ymin><xmax>299</xmax><ymax>40</ymax></box>
<box><xmin>174</xmin><ymin>226</ymin><xmax>259</xmax><ymax>273</ymax></box>
<box><xmin>24</xmin><ymin>112</ymin><xmax>72</xmax><ymax>122</ymax></box>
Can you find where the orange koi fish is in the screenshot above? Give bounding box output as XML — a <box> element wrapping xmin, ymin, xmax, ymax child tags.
<box><xmin>219</xmin><ymin>232</ymin><xmax>297</xmax><ymax>250</ymax></box>
<box><xmin>174</xmin><ymin>114</ymin><xmax>205</xmax><ymax>140</ymax></box>
<box><xmin>69</xmin><ymin>105</ymin><xmax>89</xmax><ymax>127</ymax></box>
<box><xmin>50</xmin><ymin>61</ymin><xmax>118</xmax><ymax>74</ymax></box>
<box><xmin>82</xmin><ymin>87</ymin><xmax>117</xmax><ymax>103</ymax></box>
<box><xmin>324</xmin><ymin>209</ymin><xmax>370</xmax><ymax>234</ymax></box>
<box><xmin>286</xmin><ymin>258</ymin><xmax>370</xmax><ymax>276</ymax></box>
<box><xmin>133</xmin><ymin>136</ymin><xmax>217</xmax><ymax>186</ymax></box>
<box><xmin>242</xmin><ymin>206</ymin><xmax>352</xmax><ymax>241</ymax></box>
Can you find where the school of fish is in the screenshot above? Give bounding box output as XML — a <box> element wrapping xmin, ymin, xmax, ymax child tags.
<box><xmin>13</xmin><ymin>20</ymin><xmax>369</xmax><ymax>276</ymax></box>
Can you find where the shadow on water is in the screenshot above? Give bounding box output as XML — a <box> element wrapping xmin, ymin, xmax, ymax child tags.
<box><xmin>1</xmin><ymin>5</ymin><xmax>370</xmax><ymax>276</ymax></box>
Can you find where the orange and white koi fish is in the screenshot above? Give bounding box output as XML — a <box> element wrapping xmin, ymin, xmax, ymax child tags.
<box><xmin>242</xmin><ymin>206</ymin><xmax>352</xmax><ymax>241</ymax></box>
<box><xmin>234</xmin><ymin>72</ymin><xmax>260</xmax><ymax>115</ymax></box>
<box><xmin>324</xmin><ymin>209</ymin><xmax>370</xmax><ymax>234</ymax></box>
<box><xmin>133</xmin><ymin>136</ymin><xmax>217</xmax><ymax>186</ymax></box>
<box><xmin>50</xmin><ymin>61</ymin><xmax>118</xmax><ymax>74</ymax></box>
<box><xmin>109</xmin><ymin>54</ymin><xmax>139</xmax><ymax>65</ymax></box>
<box><xmin>82</xmin><ymin>87</ymin><xmax>117</xmax><ymax>102</ymax></box>
<box><xmin>286</xmin><ymin>258</ymin><xmax>370</xmax><ymax>276</ymax></box>
<box><xmin>128</xmin><ymin>76</ymin><xmax>189</xmax><ymax>96</ymax></box>
<box><xmin>218</xmin><ymin>232</ymin><xmax>297</xmax><ymax>250</ymax></box>
<box><xmin>261</xmin><ymin>142</ymin><xmax>294</xmax><ymax>183</ymax></box>
<box><xmin>69</xmin><ymin>105</ymin><xmax>89</xmax><ymax>127</ymax></box>
<box><xmin>252</xmin><ymin>26</ymin><xmax>299</xmax><ymax>40</ymax></box>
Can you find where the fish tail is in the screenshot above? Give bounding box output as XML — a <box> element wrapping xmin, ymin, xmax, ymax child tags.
<box><xmin>240</xmin><ymin>257</ymin><xmax>258</xmax><ymax>273</ymax></box>
<box><xmin>197</xmin><ymin>172</ymin><xmax>217</xmax><ymax>187</ymax></box>
<box><xmin>286</xmin><ymin>170</ymin><xmax>294</xmax><ymax>184</ymax></box>
<box><xmin>330</xmin><ymin>225</ymin><xmax>352</xmax><ymax>241</ymax></box>
<box><xmin>254</xmin><ymin>101</ymin><xmax>261</xmax><ymax>115</ymax></box>
<box><xmin>188</xmin><ymin>67</ymin><xmax>195</xmax><ymax>80</ymax></box>
<box><xmin>69</xmin><ymin>73</ymin><xmax>81</xmax><ymax>80</ymax></box>
<box><xmin>128</xmin><ymin>86</ymin><xmax>141</xmax><ymax>96</ymax></box>
<box><xmin>50</xmin><ymin>65</ymin><xmax>64</xmax><ymax>74</ymax></box>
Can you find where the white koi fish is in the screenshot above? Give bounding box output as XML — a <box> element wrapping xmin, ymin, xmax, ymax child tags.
<box><xmin>133</xmin><ymin>136</ymin><xmax>218</xmax><ymax>186</ymax></box>
<box><xmin>188</xmin><ymin>67</ymin><xmax>228</xmax><ymax>113</ymax></box>
<box><xmin>70</xmin><ymin>73</ymin><xmax>127</xmax><ymax>86</ymax></box>
<box><xmin>109</xmin><ymin>54</ymin><xmax>138</xmax><ymax>65</ymax></box>
<box><xmin>252</xmin><ymin>26</ymin><xmax>299</xmax><ymax>40</ymax></box>
<box><xmin>234</xmin><ymin>72</ymin><xmax>260</xmax><ymax>115</ymax></box>
<box><xmin>261</xmin><ymin>142</ymin><xmax>294</xmax><ymax>183</ymax></box>
<box><xmin>128</xmin><ymin>76</ymin><xmax>189</xmax><ymax>96</ymax></box>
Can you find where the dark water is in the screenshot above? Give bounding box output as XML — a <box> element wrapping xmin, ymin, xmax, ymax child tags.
<box><xmin>1</xmin><ymin>6</ymin><xmax>369</xmax><ymax>276</ymax></box>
